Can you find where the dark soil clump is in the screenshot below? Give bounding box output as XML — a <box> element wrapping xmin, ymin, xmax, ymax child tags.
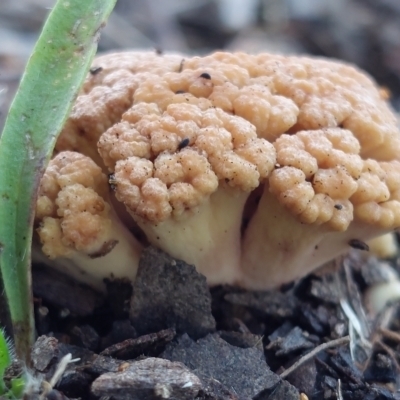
<box><xmin>11</xmin><ymin>247</ymin><xmax>400</xmax><ymax>399</ymax></box>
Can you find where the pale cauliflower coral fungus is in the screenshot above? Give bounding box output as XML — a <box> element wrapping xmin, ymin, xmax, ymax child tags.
<box><xmin>98</xmin><ymin>103</ymin><xmax>275</xmax><ymax>285</ymax></box>
<box><xmin>35</xmin><ymin>151</ymin><xmax>142</xmax><ymax>290</ymax></box>
<box><xmin>55</xmin><ymin>52</ymin><xmax>184</xmax><ymax>166</ymax></box>
<box><xmin>50</xmin><ymin>50</ymin><xmax>400</xmax><ymax>289</ymax></box>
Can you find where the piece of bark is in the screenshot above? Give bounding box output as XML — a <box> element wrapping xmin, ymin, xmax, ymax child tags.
<box><xmin>100</xmin><ymin>328</ymin><xmax>175</xmax><ymax>360</ymax></box>
<box><xmin>85</xmin><ymin>354</ymin><xmax>127</xmax><ymax>376</ymax></box>
<box><xmin>91</xmin><ymin>357</ymin><xmax>202</xmax><ymax>400</ymax></box>
<box><xmin>31</xmin><ymin>335</ymin><xmax>59</xmax><ymax>372</ymax></box>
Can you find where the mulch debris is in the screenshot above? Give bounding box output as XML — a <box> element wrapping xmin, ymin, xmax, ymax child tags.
<box><xmin>32</xmin><ymin>264</ymin><xmax>103</xmax><ymax>317</ymax></box>
<box><xmin>91</xmin><ymin>357</ymin><xmax>202</xmax><ymax>400</ymax></box>
<box><xmin>100</xmin><ymin>328</ymin><xmax>176</xmax><ymax>360</ymax></box>
<box><xmin>4</xmin><ymin>246</ymin><xmax>400</xmax><ymax>399</ymax></box>
<box><xmin>130</xmin><ymin>247</ymin><xmax>216</xmax><ymax>339</ymax></box>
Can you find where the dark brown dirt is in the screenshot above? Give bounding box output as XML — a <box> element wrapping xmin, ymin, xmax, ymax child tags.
<box><xmin>16</xmin><ymin>246</ymin><xmax>400</xmax><ymax>400</ymax></box>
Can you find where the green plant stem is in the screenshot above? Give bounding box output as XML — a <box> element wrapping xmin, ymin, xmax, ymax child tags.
<box><xmin>0</xmin><ymin>0</ymin><xmax>117</xmax><ymax>363</ymax></box>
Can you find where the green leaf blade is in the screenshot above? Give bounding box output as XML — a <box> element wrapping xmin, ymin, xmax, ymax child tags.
<box><xmin>0</xmin><ymin>0</ymin><xmax>117</xmax><ymax>362</ymax></box>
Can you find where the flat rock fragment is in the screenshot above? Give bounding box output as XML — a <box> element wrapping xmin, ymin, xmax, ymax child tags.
<box><xmin>162</xmin><ymin>333</ymin><xmax>280</xmax><ymax>399</ymax></box>
<box><xmin>101</xmin><ymin>319</ymin><xmax>137</xmax><ymax>349</ymax></box>
<box><xmin>308</xmin><ymin>274</ymin><xmax>341</xmax><ymax>304</ymax></box>
<box><xmin>363</xmin><ymin>353</ymin><xmax>398</xmax><ymax>384</ymax></box>
<box><xmin>130</xmin><ymin>247</ymin><xmax>216</xmax><ymax>339</ymax></box>
<box><xmin>254</xmin><ymin>380</ymin><xmax>299</xmax><ymax>400</ymax></box>
<box><xmin>196</xmin><ymin>377</ymin><xmax>240</xmax><ymax>400</ymax></box>
<box><xmin>70</xmin><ymin>324</ymin><xmax>100</xmax><ymax>351</ymax></box>
<box><xmin>285</xmin><ymin>359</ymin><xmax>317</xmax><ymax>398</ymax></box>
<box><xmin>219</xmin><ymin>330</ymin><xmax>263</xmax><ymax>350</ymax></box>
<box><xmin>267</xmin><ymin>325</ymin><xmax>316</xmax><ymax>357</ymax></box>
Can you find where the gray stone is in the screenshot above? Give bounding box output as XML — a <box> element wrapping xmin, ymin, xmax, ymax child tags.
<box><xmin>130</xmin><ymin>247</ymin><xmax>216</xmax><ymax>339</ymax></box>
<box><xmin>162</xmin><ymin>333</ymin><xmax>280</xmax><ymax>399</ymax></box>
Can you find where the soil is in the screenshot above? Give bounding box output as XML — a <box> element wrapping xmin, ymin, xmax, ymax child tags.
<box><xmin>4</xmin><ymin>245</ymin><xmax>399</xmax><ymax>400</ymax></box>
